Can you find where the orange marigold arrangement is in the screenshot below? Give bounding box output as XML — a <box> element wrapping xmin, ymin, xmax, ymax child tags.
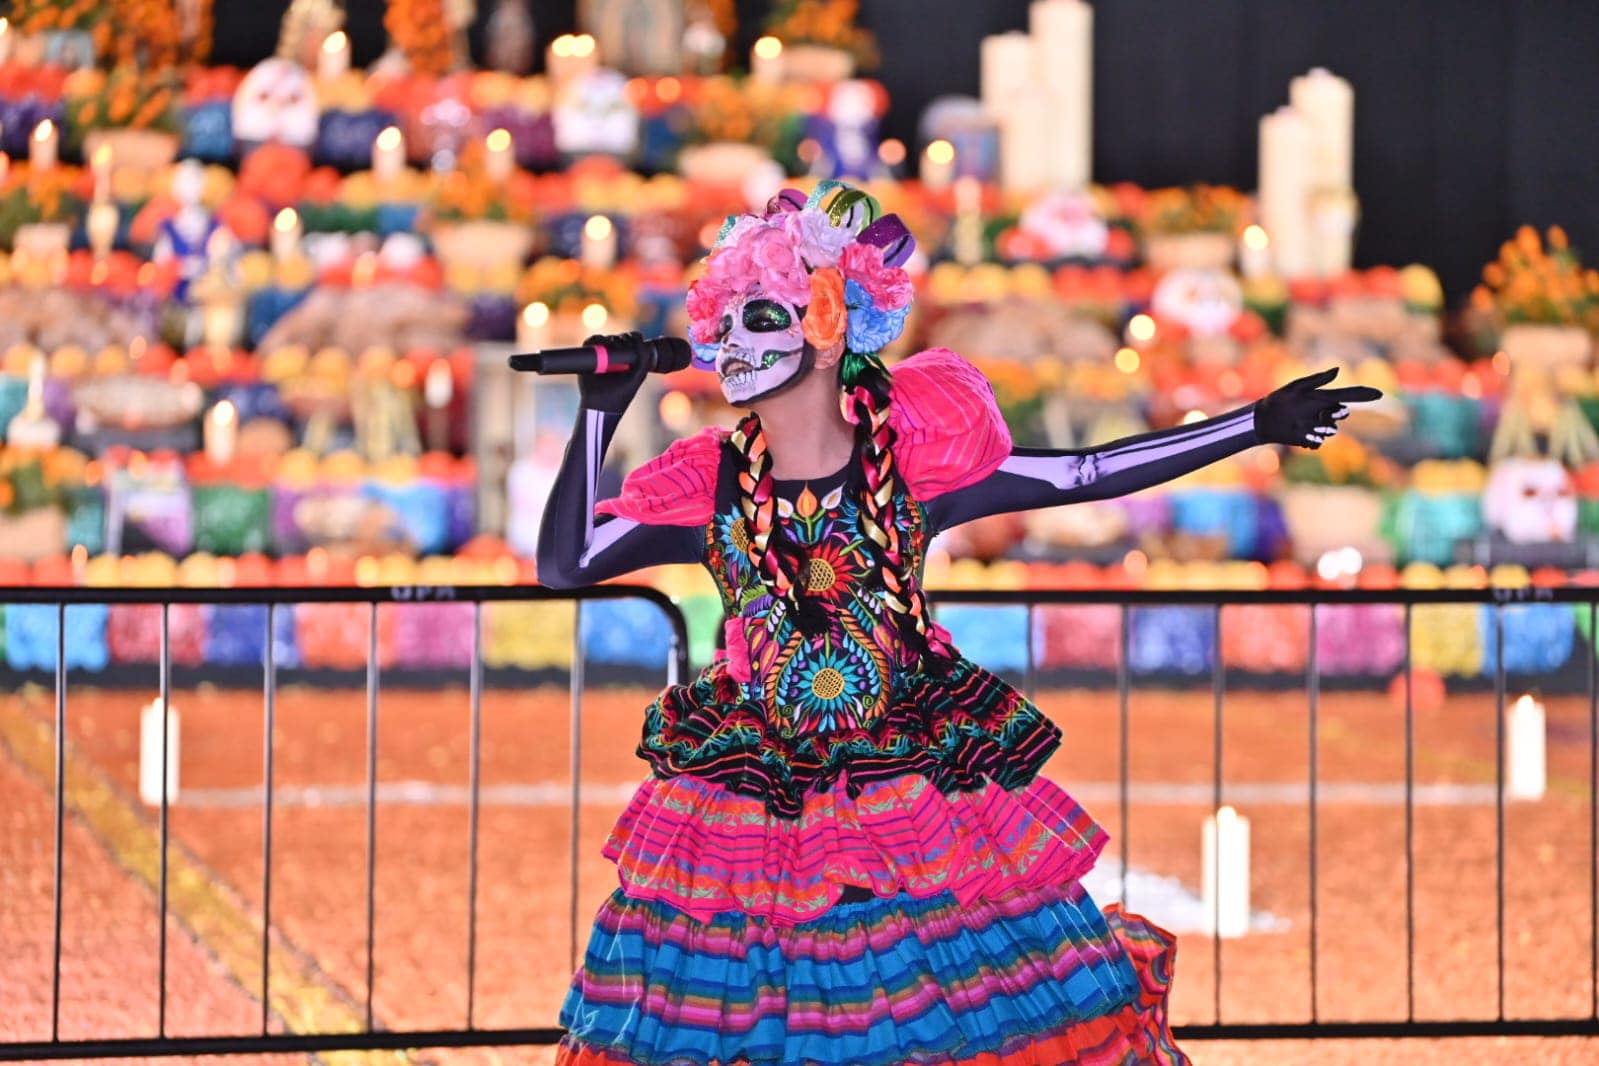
<box><xmin>63</xmin><ymin>65</ymin><xmax>180</xmax><ymax>143</ymax></box>
<box><xmin>1138</xmin><ymin>185</ymin><xmax>1249</xmax><ymax>237</ymax></box>
<box><xmin>515</xmin><ymin>256</ymin><xmax>639</xmax><ymax>324</ymax></box>
<box><xmin>385</xmin><ymin>0</ymin><xmax>454</xmax><ymax>77</ymax></box>
<box><xmin>1472</xmin><ymin>225</ymin><xmax>1599</xmax><ymax>329</ymax></box>
<box><xmin>427</xmin><ymin>141</ymin><xmax>538</xmax><ymax>223</ymax></box>
<box><xmin>764</xmin><ymin>0</ymin><xmax>878</xmax><ymax>67</ymax></box>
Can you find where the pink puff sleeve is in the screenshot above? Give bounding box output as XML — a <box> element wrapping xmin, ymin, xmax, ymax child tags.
<box><xmin>888</xmin><ymin>348</ymin><xmax>1013</xmax><ymax>499</ymax></box>
<box><xmin>595</xmin><ymin>426</ymin><xmax>727</xmax><ymax>526</ymax></box>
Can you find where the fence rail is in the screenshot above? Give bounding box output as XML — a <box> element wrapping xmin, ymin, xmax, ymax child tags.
<box><xmin>2</xmin><ymin>582</ymin><xmax>1597</xmax><ymax>1058</ymax></box>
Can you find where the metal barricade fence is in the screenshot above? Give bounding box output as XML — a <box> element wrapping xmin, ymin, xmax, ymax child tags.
<box><xmin>2</xmin><ymin>582</ymin><xmax>1598</xmax><ymax>1059</ymax></box>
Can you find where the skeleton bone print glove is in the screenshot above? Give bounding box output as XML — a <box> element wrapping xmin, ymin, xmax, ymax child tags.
<box><xmin>1253</xmin><ymin>368</ymin><xmax>1383</xmax><ymax>450</ymax></box>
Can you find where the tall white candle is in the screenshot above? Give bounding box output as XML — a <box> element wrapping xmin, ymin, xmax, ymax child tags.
<box><xmin>1507</xmin><ymin>694</ymin><xmax>1547</xmax><ymax>801</ymax></box>
<box><xmin>1238</xmin><ymin>224</ymin><xmax>1271</xmax><ymax>279</ymax></box>
<box><xmin>979</xmin><ymin>32</ymin><xmax>1034</xmax><ymax>115</ymax></box>
<box><xmin>952</xmin><ymin>177</ymin><xmax>984</xmax><ymax>266</ymax></box>
<box><xmin>581</xmin><ymin>215</ymin><xmax>618</xmax><ymax>271</ymax></box>
<box><xmin>999</xmin><ymin>90</ymin><xmax>1054</xmax><ymax>193</ymax></box>
<box><xmin>0</xmin><ymin>18</ymin><xmax>12</xmax><ymax>65</ymax></box>
<box><xmin>86</xmin><ymin>200</ymin><xmax>118</xmax><ymax>259</ymax></box>
<box><xmin>139</xmin><ymin>698</ymin><xmax>181</xmax><ymax>808</ymax></box>
<box><xmin>1201</xmin><ymin>805</ymin><xmax>1251</xmax><ymax>938</ymax></box>
<box><xmin>547</xmin><ymin>33</ymin><xmax>599</xmax><ymax>93</ymax></box>
<box><xmin>90</xmin><ymin>143</ymin><xmax>112</xmax><ymax>202</ymax></box>
<box><xmin>517</xmin><ymin>301</ymin><xmax>551</xmax><ymax>350</ymax></box>
<box><xmin>372</xmin><ymin>125</ymin><xmax>405</xmax><ymax>182</ymax></box>
<box><xmin>485</xmin><ymin>127</ymin><xmax>515</xmax><ymax>183</ymax></box>
<box><xmin>319</xmin><ymin>30</ymin><xmax>351</xmax><ymax>81</ymax></box>
<box><xmin>1029</xmin><ymin>0</ymin><xmax>1093</xmax><ymax>189</ymax></box>
<box><xmin>1258</xmin><ymin>106</ymin><xmax>1314</xmax><ymax>279</ymax></box>
<box><xmin>751</xmin><ymin>35</ymin><xmax>784</xmax><ymax>82</ymax></box>
<box><xmin>271</xmin><ymin>207</ymin><xmax>302</xmax><ymax>264</ymax></box>
<box><xmin>204</xmin><ymin>399</ymin><xmax>238</xmax><ymax>466</ymax></box>
<box><xmin>1289</xmin><ymin>67</ymin><xmax>1354</xmax><ymax>192</ymax></box>
<box><xmin>30</xmin><ymin>118</ymin><xmax>57</xmax><ymax>172</ymax></box>
<box><xmin>1309</xmin><ymin>187</ymin><xmax>1359</xmax><ymax>278</ymax></box>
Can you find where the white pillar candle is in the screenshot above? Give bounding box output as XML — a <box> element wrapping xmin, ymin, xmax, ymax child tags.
<box><xmin>86</xmin><ymin>200</ymin><xmax>118</xmax><ymax>259</ymax></box>
<box><xmin>139</xmin><ymin>698</ymin><xmax>181</xmax><ymax>808</ymax></box>
<box><xmin>271</xmin><ymin>207</ymin><xmax>302</xmax><ymax>264</ymax></box>
<box><xmin>581</xmin><ymin>215</ymin><xmax>617</xmax><ymax>271</ymax></box>
<box><xmin>1289</xmin><ymin>67</ymin><xmax>1354</xmax><ymax>193</ymax></box>
<box><xmin>30</xmin><ymin>118</ymin><xmax>57</xmax><ymax>172</ymax></box>
<box><xmin>999</xmin><ymin>90</ymin><xmax>1054</xmax><ymax>193</ymax></box>
<box><xmin>1201</xmin><ymin>805</ymin><xmax>1251</xmax><ymax>938</ymax></box>
<box><xmin>90</xmin><ymin>143</ymin><xmax>112</xmax><ymax>202</ymax></box>
<box><xmin>921</xmin><ymin>139</ymin><xmax>955</xmax><ymax>191</ymax></box>
<box><xmin>1507</xmin><ymin>694</ymin><xmax>1547</xmax><ymax>801</ymax></box>
<box><xmin>1029</xmin><ymin>0</ymin><xmax>1093</xmax><ymax>189</ymax></box>
<box><xmin>204</xmin><ymin>399</ymin><xmax>238</xmax><ymax>466</ymax></box>
<box><xmin>372</xmin><ymin>125</ymin><xmax>406</xmax><ymax>182</ymax></box>
<box><xmin>952</xmin><ymin>177</ymin><xmax>984</xmax><ymax>266</ymax></box>
<box><xmin>485</xmin><ymin>127</ymin><xmax>515</xmax><ymax>183</ymax></box>
<box><xmin>517</xmin><ymin>300</ymin><xmax>551</xmax><ymax>350</ymax></box>
<box><xmin>319</xmin><ymin>30</ymin><xmax>351</xmax><ymax>81</ymax></box>
<box><xmin>1238</xmin><ymin>224</ymin><xmax>1271</xmax><ymax>279</ymax></box>
<box><xmin>1309</xmin><ymin>187</ymin><xmax>1359</xmax><ymax>278</ymax></box>
<box><xmin>751</xmin><ymin>35</ymin><xmax>785</xmax><ymax>83</ymax></box>
<box><xmin>547</xmin><ymin>33</ymin><xmax>598</xmax><ymax>93</ymax></box>
<box><xmin>979</xmin><ymin>32</ymin><xmax>1034</xmax><ymax>116</ymax></box>
<box><xmin>0</xmin><ymin>18</ymin><xmax>12</xmax><ymax>65</ymax></box>
<box><xmin>1258</xmin><ymin>106</ymin><xmax>1313</xmax><ymax>279</ymax></box>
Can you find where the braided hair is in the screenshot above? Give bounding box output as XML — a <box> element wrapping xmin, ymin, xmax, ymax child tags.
<box><xmin>728</xmin><ymin>349</ymin><xmax>952</xmax><ymax>665</ymax></box>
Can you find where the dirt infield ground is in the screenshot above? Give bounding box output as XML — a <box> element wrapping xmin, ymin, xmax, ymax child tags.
<box><xmin>3</xmin><ymin>675</ymin><xmax>1599</xmax><ymax>1065</ymax></box>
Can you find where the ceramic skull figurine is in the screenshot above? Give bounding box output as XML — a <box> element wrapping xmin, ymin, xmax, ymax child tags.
<box><xmin>233</xmin><ymin>58</ymin><xmax>319</xmax><ymax>147</ymax></box>
<box><xmin>713</xmin><ymin>293</ymin><xmax>809</xmax><ymax>405</ymax></box>
<box><xmin>1483</xmin><ymin>457</ymin><xmax>1578</xmax><ymax>545</ymax></box>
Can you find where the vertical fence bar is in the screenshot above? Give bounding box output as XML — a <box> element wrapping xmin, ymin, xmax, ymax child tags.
<box><xmin>364</xmin><ymin>602</ymin><xmax>379</xmax><ymax>1032</ymax></box>
<box><xmin>1023</xmin><ymin>604</ymin><xmax>1036</xmax><ymax>702</ymax></box>
<box><xmin>158</xmin><ymin>602</ymin><xmax>170</xmax><ymax>1037</ymax></box>
<box><xmin>1117</xmin><ymin>603</ymin><xmax>1130</xmax><ymax>908</ymax></box>
<box><xmin>466</xmin><ymin>601</ymin><xmax>483</xmax><ymax>1029</ymax></box>
<box><xmin>1404</xmin><ymin>602</ymin><xmax>1415</xmax><ymax>1022</ymax></box>
<box><xmin>260</xmin><ymin>603</ymin><xmax>277</xmax><ymax>1035</ymax></box>
<box><xmin>1307</xmin><ymin>601</ymin><xmax>1320</xmax><ymax>1024</ymax></box>
<box><xmin>1211</xmin><ymin>601</ymin><xmax>1224</xmax><ymax>1025</ymax></box>
<box><xmin>570</xmin><ymin>601</ymin><xmax>585</xmax><ymax>974</ymax></box>
<box><xmin>1495</xmin><ymin>603</ymin><xmax>1506</xmax><ymax>1021</ymax></box>
<box><xmin>51</xmin><ymin>602</ymin><xmax>65</xmax><ymax>1043</ymax></box>
<box><xmin>1590</xmin><ymin>599</ymin><xmax>1597</xmax><ymax>1021</ymax></box>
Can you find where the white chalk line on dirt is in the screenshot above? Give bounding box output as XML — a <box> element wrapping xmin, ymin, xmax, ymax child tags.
<box><xmin>167</xmin><ymin>780</ymin><xmax>1504</xmax><ymax>810</ymax></box>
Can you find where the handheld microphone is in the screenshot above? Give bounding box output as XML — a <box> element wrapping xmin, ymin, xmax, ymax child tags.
<box><xmin>507</xmin><ymin>336</ymin><xmax>694</xmax><ymax>376</ymax></box>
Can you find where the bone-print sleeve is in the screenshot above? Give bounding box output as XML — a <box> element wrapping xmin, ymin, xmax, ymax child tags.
<box><xmin>922</xmin><ymin>403</ymin><xmax>1261</xmax><ymax>534</ymax></box>
<box><xmin>534</xmin><ymin>406</ymin><xmax>705</xmax><ymax>588</ymax></box>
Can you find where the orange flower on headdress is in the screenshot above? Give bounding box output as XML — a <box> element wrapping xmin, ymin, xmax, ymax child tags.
<box><xmin>803</xmin><ymin>267</ymin><xmax>847</xmax><ymax>349</ymax></box>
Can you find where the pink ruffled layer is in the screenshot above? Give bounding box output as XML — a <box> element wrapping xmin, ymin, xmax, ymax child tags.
<box><xmin>603</xmin><ymin>773</ymin><xmax>1108</xmax><ymax>925</ymax></box>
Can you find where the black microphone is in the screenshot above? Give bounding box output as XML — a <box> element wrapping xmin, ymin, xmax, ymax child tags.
<box><xmin>507</xmin><ymin>336</ymin><xmax>694</xmax><ymax>376</ymax></box>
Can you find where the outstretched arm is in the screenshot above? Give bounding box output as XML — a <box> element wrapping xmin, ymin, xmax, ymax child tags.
<box><xmin>925</xmin><ymin>368</ymin><xmax>1381</xmax><ymax>533</ymax></box>
<box><xmin>534</xmin><ymin>334</ymin><xmax>704</xmax><ymax>588</ymax></box>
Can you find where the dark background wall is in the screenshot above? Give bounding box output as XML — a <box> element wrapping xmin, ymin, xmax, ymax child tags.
<box><xmin>211</xmin><ymin>1</ymin><xmax>1599</xmax><ymax>302</ymax></box>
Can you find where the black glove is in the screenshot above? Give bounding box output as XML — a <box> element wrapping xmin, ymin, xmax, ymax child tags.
<box><xmin>578</xmin><ymin>331</ymin><xmax>653</xmax><ymax>414</ymax></box>
<box><xmin>1253</xmin><ymin>367</ymin><xmax>1383</xmax><ymax>449</ymax></box>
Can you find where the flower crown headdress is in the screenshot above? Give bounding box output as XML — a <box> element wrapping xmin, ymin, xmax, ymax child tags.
<box><xmin>686</xmin><ymin>181</ymin><xmax>917</xmax><ymax>370</ymax></box>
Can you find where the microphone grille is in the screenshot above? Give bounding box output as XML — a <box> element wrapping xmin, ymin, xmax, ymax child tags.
<box><xmin>655</xmin><ymin>337</ymin><xmax>694</xmax><ymax>373</ymax></box>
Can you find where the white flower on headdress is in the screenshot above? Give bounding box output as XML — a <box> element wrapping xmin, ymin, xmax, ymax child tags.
<box><xmin>781</xmin><ymin>209</ymin><xmax>853</xmax><ymax>271</ymax></box>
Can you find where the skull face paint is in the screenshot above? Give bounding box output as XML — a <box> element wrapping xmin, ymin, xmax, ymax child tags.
<box><xmin>715</xmin><ymin>294</ymin><xmax>810</xmax><ymax>405</ymax></box>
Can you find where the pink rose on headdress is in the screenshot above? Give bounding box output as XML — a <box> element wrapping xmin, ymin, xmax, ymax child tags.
<box><xmin>781</xmin><ymin>208</ymin><xmax>853</xmax><ymax>270</ymax></box>
<box><xmin>742</xmin><ymin>225</ymin><xmax>811</xmax><ymax>306</ymax></box>
<box><xmin>838</xmin><ymin>242</ymin><xmax>914</xmax><ymax>311</ymax></box>
<box><xmin>686</xmin><ymin>277</ymin><xmax>731</xmax><ymax>343</ymax></box>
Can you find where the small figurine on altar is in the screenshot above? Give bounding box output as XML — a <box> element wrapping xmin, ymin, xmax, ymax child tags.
<box><xmin>1484</xmin><ymin>456</ymin><xmax>1578</xmax><ymax>547</ymax></box>
<box><xmin>805</xmin><ymin>79</ymin><xmax>880</xmax><ymax>179</ymax></box>
<box><xmin>1015</xmin><ymin>188</ymin><xmax>1109</xmax><ymax>261</ymax></box>
<box><xmin>278</xmin><ymin>0</ymin><xmax>346</xmax><ymax>71</ymax></box>
<box><xmin>233</xmin><ymin>58</ymin><xmax>321</xmax><ymax>149</ymax></box>
<box><xmin>553</xmin><ymin>68</ymin><xmax>640</xmax><ymax>158</ymax></box>
<box><xmin>584</xmin><ymin>0</ymin><xmax>685</xmax><ymax>75</ymax></box>
<box><xmin>153</xmin><ymin>159</ymin><xmax>232</xmax><ymax>305</ymax></box>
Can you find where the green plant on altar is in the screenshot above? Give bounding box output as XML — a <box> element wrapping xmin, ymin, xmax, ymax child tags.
<box><xmin>1472</xmin><ymin>225</ymin><xmax>1599</xmax><ymax>329</ymax></box>
<box><xmin>764</xmin><ymin>0</ymin><xmax>878</xmax><ymax>67</ymax></box>
<box><xmin>1137</xmin><ymin>185</ymin><xmax>1248</xmax><ymax>237</ymax></box>
<box><xmin>62</xmin><ymin>64</ymin><xmax>181</xmax><ymax>146</ymax></box>
<box><xmin>0</xmin><ymin>449</ymin><xmax>87</xmax><ymax>516</ymax></box>
<box><xmin>0</xmin><ymin>170</ymin><xmax>86</xmax><ymax>248</ymax></box>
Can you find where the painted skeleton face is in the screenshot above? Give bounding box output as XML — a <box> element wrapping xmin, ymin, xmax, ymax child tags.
<box><xmin>715</xmin><ymin>293</ymin><xmax>809</xmax><ymax>405</ymax></box>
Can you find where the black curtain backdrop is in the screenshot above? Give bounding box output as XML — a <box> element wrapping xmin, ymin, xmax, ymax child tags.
<box><xmin>210</xmin><ymin>1</ymin><xmax>1599</xmax><ymax>302</ymax></box>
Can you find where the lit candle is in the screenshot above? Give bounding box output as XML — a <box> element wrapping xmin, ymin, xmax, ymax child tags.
<box><xmin>1201</xmin><ymin>805</ymin><xmax>1251</xmax><ymax>938</ymax></box>
<box><xmin>30</xmin><ymin>118</ymin><xmax>57</xmax><ymax>172</ymax></box>
<box><xmin>1238</xmin><ymin>224</ymin><xmax>1271</xmax><ymax>279</ymax></box>
<box><xmin>998</xmin><ymin>89</ymin><xmax>1054</xmax><ymax>193</ymax></box>
<box><xmin>547</xmin><ymin>33</ymin><xmax>598</xmax><ymax>92</ymax></box>
<box><xmin>271</xmin><ymin>207</ymin><xmax>301</xmax><ymax>264</ymax></box>
<box><xmin>921</xmin><ymin>138</ymin><xmax>955</xmax><ymax>191</ymax></box>
<box><xmin>86</xmin><ymin>200</ymin><xmax>118</xmax><ymax>259</ymax></box>
<box><xmin>372</xmin><ymin>125</ymin><xmax>405</xmax><ymax>182</ymax></box>
<box><xmin>952</xmin><ymin>177</ymin><xmax>984</xmax><ymax>266</ymax></box>
<box><xmin>204</xmin><ymin>399</ymin><xmax>238</xmax><ymax>466</ymax></box>
<box><xmin>87</xmin><ymin>142</ymin><xmax>112</xmax><ymax>202</ymax></box>
<box><xmin>485</xmin><ymin>127</ymin><xmax>514</xmax><ymax>183</ymax></box>
<box><xmin>517</xmin><ymin>301</ymin><xmax>551</xmax><ymax>350</ymax></box>
<box><xmin>424</xmin><ymin>357</ymin><xmax>453</xmax><ymax>451</ymax></box>
<box><xmin>751</xmin><ymin>35</ymin><xmax>784</xmax><ymax>82</ymax></box>
<box><xmin>581</xmin><ymin>215</ymin><xmax>618</xmax><ymax>271</ymax></box>
<box><xmin>1507</xmin><ymin>694</ymin><xmax>1547</xmax><ymax>801</ymax></box>
<box><xmin>318</xmin><ymin>30</ymin><xmax>351</xmax><ymax>81</ymax></box>
<box><xmin>139</xmin><ymin>697</ymin><xmax>180</xmax><ymax>808</ymax></box>
<box><xmin>979</xmin><ymin>32</ymin><xmax>1034</xmax><ymax>117</ymax></box>
<box><xmin>1309</xmin><ymin>187</ymin><xmax>1359</xmax><ymax>278</ymax></box>
<box><xmin>0</xmin><ymin>18</ymin><xmax>11</xmax><ymax>65</ymax></box>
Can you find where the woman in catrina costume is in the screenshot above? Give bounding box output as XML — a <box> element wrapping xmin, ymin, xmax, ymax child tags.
<box><xmin>537</xmin><ymin>182</ymin><xmax>1378</xmax><ymax>1065</ymax></box>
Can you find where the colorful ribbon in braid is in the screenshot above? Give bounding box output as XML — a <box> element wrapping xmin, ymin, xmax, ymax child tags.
<box><xmin>729</xmin><ymin>412</ymin><xmax>826</xmax><ymax>633</ymax></box>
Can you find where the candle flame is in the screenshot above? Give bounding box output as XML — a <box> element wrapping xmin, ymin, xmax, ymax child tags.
<box><xmin>925</xmin><ymin>139</ymin><xmax>954</xmax><ymax>166</ymax></box>
<box><xmin>522</xmin><ymin>301</ymin><xmax>550</xmax><ymax>328</ymax></box>
<box><xmin>1181</xmin><ymin>409</ymin><xmax>1208</xmax><ymax>425</ymax></box>
<box><xmin>486</xmin><ymin>128</ymin><xmax>511</xmax><ymax>153</ymax></box>
<box><xmin>211</xmin><ymin>400</ymin><xmax>236</xmax><ymax>427</ymax></box>
<box><xmin>91</xmin><ymin>144</ymin><xmax>112</xmax><ymax>169</ymax></box>
<box><xmin>1128</xmin><ymin>313</ymin><xmax>1157</xmax><ymax>343</ymax></box>
<box><xmin>273</xmin><ymin>207</ymin><xmax>299</xmax><ymax>233</ymax></box>
<box><xmin>583</xmin><ymin>215</ymin><xmax>613</xmax><ymax>241</ymax></box>
<box><xmin>1243</xmin><ymin>224</ymin><xmax>1269</xmax><ymax>250</ymax></box>
<box><xmin>375</xmin><ymin>126</ymin><xmax>403</xmax><ymax>152</ymax></box>
<box><xmin>581</xmin><ymin>303</ymin><xmax>608</xmax><ymax>331</ymax></box>
<box><xmin>571</xmin><ymin>34</ymin><xmax>596</xmax><ymax>58</ymax></box>
<box><xmin>322</xmin><ymin>31</ymin><xmax>348</xmax><ymax>55</ymax></box>
<box><xmin>753</xmin><ymin>35</ymin><xmax>783</xmax><ymax>60</ymax></box>
<box><xmin>33</xmin><ymin>119</ymin><xmax>53</xmax><ymax>142</ymax></box>
<box><xmin>1113</xmin><ymin>347</ymin><xmax>1140</xmax><ymax>373</ymax></box>
<box><xmin>877</xmin><ymin>139</ymin><xmax>906</xmax><ymax>167</ymax></box>
<box><xmin>551</xmin><ymin>34</ymin><xmax>574</xmax><ymax>58</ymax></box>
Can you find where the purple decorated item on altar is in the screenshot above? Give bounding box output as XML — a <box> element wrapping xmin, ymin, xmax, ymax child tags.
<box><xmin>478</xmin><ymin>105</ymin><xmax>559</xmax><ymax>169</ymax></box>
<box><xmin>1316</xmin><ymin>603</ymin><xmax>1406</xmax><ymax>675</ymax></box>
<box><xmin>1129</xmin><ymin>605</ymin><xmax>1215</xmax><ymax>675</ymax></box>
<box><xmin>805</xmin><ymin>80</ymin><xmax>881</xmax><ymax>180</ymax></box>
<box><xmin>1118</xmin><ymin>494</ymin><xmax>1171</xmax><ymax>539</ymax></box>
<box><xmin>447</xmin><ymin>480</ymin><xmax>475</xmax><ymax>550</ymax></box>
<box><xmin>392</xmin><ymin>602</ymin><xmax>475</xmax><ymax>669</ymax></box>
<box><xmin>106</xmin><ymin>459</ymin><xmax>193</xmax><ymax>556</ymax></box>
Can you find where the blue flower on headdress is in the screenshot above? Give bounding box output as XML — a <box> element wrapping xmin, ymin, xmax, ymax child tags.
<box><xmin>844</xmin><ymin>278</ymin><xmax>910</xmax><ymax>354</ymax></box>
<box><xmin>692</xmin><ymin>339</ymin><xmax>720</xmax><ymax>370</ymax></box>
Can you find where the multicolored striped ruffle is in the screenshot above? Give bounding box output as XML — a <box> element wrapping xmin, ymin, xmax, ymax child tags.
<box><xmin>604</xmin><ymin>772</ymin><xmax>1107</xmax><ymax>924</ymax></box>
<box><xmin>639</xmin><ymin>655</ymin><xmax>1061</xmax><ymax>817</ymax></box>
<box><xmin>556</xmin><ymin>882</ymin><xmax>1187</xmax><ymax>1066</ymax></box>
